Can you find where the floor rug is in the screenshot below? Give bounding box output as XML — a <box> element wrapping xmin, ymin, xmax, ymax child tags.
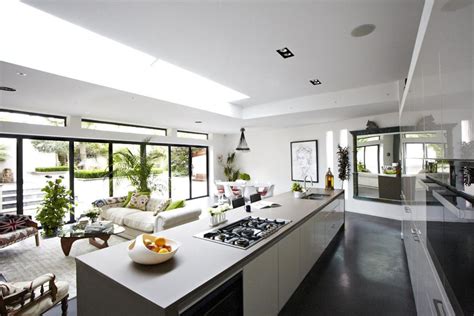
<box><xmin>0</xmin><ymin>235</ymin><xmax>127</xmax><ymax>298</ymax></box>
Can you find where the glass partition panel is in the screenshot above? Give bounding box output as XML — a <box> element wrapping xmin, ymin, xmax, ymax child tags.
<box><xmin>191</xmin><ymin>147</ymin><xmax>207</xmax><ymax>198</ymax></box>
<box><xmin>147</xmin><ymin>145</ymin><xmax>169</xmax><ymax>198</ymax></box>
<box><xmin>74</xmin><ymin>142</ymin><xmax>110</xmax><ymax>218</ymax></box>
<box><xmin>113</xmin><ymin>143</ymin><xmax>141</xmax><ymax>196</ymax></box>
<box><xmin>171</xmin><ymin>146</ymin><xmax>190</xmax><ymax>200</ymax></box>
<box><xmin>23</xmin><ymin>139</ymin><xmax>70</xmax><ymax>221</ymax></box>
<box><xmin>0</xmin><ymin>138</ymin><xmax>17</xmax><ymax>215</ymax></box>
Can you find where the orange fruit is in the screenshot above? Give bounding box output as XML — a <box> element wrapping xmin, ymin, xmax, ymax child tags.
<box><xmin>158</xmin><ymin>248</ymin><xmax>169</xmax><ymax>254</ymax></box>
<box><xmin>155</xmin><ymin>237</ymin><xmax>166</xmax><ymax>247</ymax></box>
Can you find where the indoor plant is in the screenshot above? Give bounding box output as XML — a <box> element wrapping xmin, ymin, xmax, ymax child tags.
<box><xmin>84</xmin><ymin>207</ymin><xmax>101</xmax><ymax>222</ymax></box>
<box><xmin>291</xmin><ymin>182</ymin><xmax>304</xmax><ymax>198</ymax></box>
<box><xmin>36</xmin><ymin>176</ymin><xmax>74</xmax><ymax>237</ymax></box>
<box><xmin>111</xmin><ymin>140</ymin><xmax>165</xmax><ymax>193</ymax></box>
<box><xmin>218</xmin><ymin>152</ymin><xmax>240</xmax><ymax>181</ymax></box>
<box><xmin>336</xmin><ymin>145</ymin><xmax>350</xmax><ymax>189</ymax></box>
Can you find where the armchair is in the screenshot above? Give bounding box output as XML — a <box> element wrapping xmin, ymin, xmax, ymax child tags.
<box><xmin>0</xmin><ymin>215</ymin><xmax>39</xmax><ymax>249</ymax></box>
<box><xmin>0</xmin><ymin>273</ymin><xmax>69</xmax><ymax>316</ymax></box>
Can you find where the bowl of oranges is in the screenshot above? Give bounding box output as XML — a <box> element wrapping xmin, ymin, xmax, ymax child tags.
<box><xmin>128</xmin><ymin>234</ymin><xmax>180</xmax><ymax>265</ymax></box>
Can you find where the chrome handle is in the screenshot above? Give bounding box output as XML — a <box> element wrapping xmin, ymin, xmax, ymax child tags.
<box><xmin>433</xmin><ymin>299</ymin><xmax>446</xmax><ymax>316</ymax></box>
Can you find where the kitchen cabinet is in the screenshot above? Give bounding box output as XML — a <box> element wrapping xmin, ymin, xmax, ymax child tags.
<box><xmin>278</xmin><ymin>227</ymin><xmax>301</xmax><ymax>310</ymax></box>
<box><xmin>243</xmin><ymin>246</ymin><xmax>278</xmax><ymax>316</ymax></box>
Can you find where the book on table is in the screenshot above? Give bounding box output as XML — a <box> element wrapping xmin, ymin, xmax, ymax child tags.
<box><xmin>252</xmin><ymin>201</ymin><xmax>281</xmax><ymax>209</ymax></box>
<box><xmin>85</xmin><ymin>221</ymin><xmax>113</xmax><ymax>233</ymax></box>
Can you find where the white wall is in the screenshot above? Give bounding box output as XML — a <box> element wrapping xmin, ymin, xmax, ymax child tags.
<box><xmin>221</xmin><ymin>112</ymin><xmax>404</xmax><ymax>220</ymax></box>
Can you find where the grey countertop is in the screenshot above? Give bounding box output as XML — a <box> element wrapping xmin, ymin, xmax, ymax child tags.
<box><xmin>76</xmin><ymin>189</ymin><xmax>344</xmax><ymax>311</ymax></box>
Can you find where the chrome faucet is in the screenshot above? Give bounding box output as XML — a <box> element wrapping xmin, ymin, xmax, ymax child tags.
<box><xmin>303</xmin><ymin>175</ymin><xmax>314</xmax><ymax>194</ymax></box>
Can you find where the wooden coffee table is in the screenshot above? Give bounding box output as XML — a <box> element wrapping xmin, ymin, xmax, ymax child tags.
<box><xmin>58</xmin><ymin>223</ymin><xmax>125</xmax><ymax>256</ymax></box>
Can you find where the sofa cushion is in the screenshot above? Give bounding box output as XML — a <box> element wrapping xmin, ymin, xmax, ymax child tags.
<box><xmin>127</xmin><ymin>193</ymin><xmax>150</xmax><ymax>211</ymax></box>
<box><xmin>101</xmin><ymin>207</ymin><xmax>141</xmax><ymax>225</ymax></box>
<box><xmin>123</xmin><ymin>212</ymin><xmax>156</xmax><ymax>233</ymax></box>
<box><xmin>165</xmin><ymin>200</ymin><xmax>186</xmax><ymax>211</ymax></box>
<box><xmin>146</xmin><ymin>198</ymin><xmax>171</xmax><ymax>215</ymax></box>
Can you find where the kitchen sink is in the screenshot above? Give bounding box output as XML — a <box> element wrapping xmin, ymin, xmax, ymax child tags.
<box><xmin>301</xmin><ymin>193</ymin><xmax>331</xmax><ymax>200</ymax></box>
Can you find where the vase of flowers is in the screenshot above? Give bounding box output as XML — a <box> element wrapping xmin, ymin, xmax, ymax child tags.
<box><xmin>84</xmin><ymin>207</ymin><xmax>101</xmax><ymax>223</ymax></box>
<box><xmin>208</xmin><ymin>203</ymin><xmax>231</xmax><ymax>226</ymax></box>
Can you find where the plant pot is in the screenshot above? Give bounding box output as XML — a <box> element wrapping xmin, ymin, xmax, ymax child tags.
<box><xmin>42</xmin><ymin>226</ymin><xmax>59</xmax><ymax>238</ymax></box>
<box><xmin>293</xmin><ymin>191</ymin><xmax>304</xmax><ymax>199</ymax></box>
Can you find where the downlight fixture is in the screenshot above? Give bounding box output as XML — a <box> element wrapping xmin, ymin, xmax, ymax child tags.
<box><xmin>0</xmin><ymin>87</ymin><xmax>16</xmax><ymax>92</ymax></box>
<box><xmin>351</xmin><ymin>24</ymin><xmax>376</xmax><ymax>37</ymax></box>
<box><xmin>276</xmin><ymin>47</ymin><xmax>294</xmax><ymax>59</ymax></box>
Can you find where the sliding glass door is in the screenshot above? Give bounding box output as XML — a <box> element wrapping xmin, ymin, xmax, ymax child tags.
<box><xmin>171</xmin><ymin>146</ymin><xmax>190</xmax><ymax>200</ymax></box>
<box><xmin>74</xmin><ymin>142</ymin><xmax>110</xmax><ymax>218</ymax></box>
<box><xmin>191</xmin><ymin>147</ymin><xmax>208</xmax><ymax>198</ymax></box>
<box><xmin>0</xmin><ymin>138</ymin><xmax>17</xmax><ymax>215</ymax></box>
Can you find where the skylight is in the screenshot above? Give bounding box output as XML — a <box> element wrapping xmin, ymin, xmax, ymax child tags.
<box><xmin>0</xmin><ymin>1</ymin><xmax>248</xmax><ymax>117</ymax></box>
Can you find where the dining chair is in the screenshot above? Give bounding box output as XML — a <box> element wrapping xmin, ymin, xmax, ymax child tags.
<box><xmin>231</xmin><ymin>197</ymin><xmax>245</xmax><ymax>209</ymax></box>
<box><xmin>250</xmin><ymin>193</ymin><xmax>261</xmax><ymax>203</ymax></box>
<box><xmin>224</xmin><ymin>185</ymin><xmax>239</xmax><ymax>199</ymax></box>
<box><xmin>243</xmin><ymin>185</ymin><xmax>258</xmax><ymax>199</ymax></box>
<box><xmin>258</xmin><ymin>184</ymin><xmax>275</xmax><ymax>199</ymax></box>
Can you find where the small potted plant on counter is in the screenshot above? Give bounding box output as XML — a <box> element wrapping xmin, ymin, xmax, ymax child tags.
<box><xmin>208</xmin><ymin>203</ymin><xmax>231</xmax><ymax>227</ymax></box>
<box><xmin>291</xmin><ymin>182</ymin><xmax>304</xmax><ymax>198</ymax></box>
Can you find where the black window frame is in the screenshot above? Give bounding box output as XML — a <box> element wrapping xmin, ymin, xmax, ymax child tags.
<box><xmin>0</xmin><ymin>133</ymin><xmax>209</xmax><ymax>223</ymax></box>
<box><xmin>81</xmin><ymin>118</ymin><xmax>167</xmax><ymax>136</ymax></box>
<box><xmin>0</xmin><ymin>108</ymin><xmax>67</xmax><ymax>127</ymax></box>
<box><xmin>177</xmin><ymin>130</ymin><xmax>208</xmax><ymax>140</ymax></box>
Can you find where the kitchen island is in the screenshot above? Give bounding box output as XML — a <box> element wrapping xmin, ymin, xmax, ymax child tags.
<box><xmin>76</xmin><ymin>189</ymin><xmax>345</xmax><ymax>315</ymax></box>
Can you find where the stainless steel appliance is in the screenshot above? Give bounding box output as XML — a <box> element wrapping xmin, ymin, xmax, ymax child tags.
<box><xmin>195</xmin><ymin>216</ymin><xmax>291</xmax><ymax>249</ymax></box>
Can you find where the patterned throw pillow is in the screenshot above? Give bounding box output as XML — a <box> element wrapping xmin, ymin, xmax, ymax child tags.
<box><xmin>152</xmin><ymin>199</ymin><xmax>172</xmax><ymax>216</ymax></box>
<box><xmin>0</xmin><ymin>215</ymin><xmax>29</xmax><ymax>234</ymax></box>
<box><xmin>127</xmin><ymin>193</ymin><xmax>150</xmax><ymax>211</ymax></box>
<box><xmin>0</xmin><ymin>281</ymin><xmax>20</xmax><ymax>297</ymax></box>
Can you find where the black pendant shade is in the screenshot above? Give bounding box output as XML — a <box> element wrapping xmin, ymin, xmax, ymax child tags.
<box><xmin>236</xmin><ymin>128</ymin><xmax>250</xmax><ymax>152</ymax></box>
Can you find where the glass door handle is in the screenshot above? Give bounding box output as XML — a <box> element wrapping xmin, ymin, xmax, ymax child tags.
<box><xmin>433</xmin><ymin>299</ymin><xmax>446</xmax><ymax>316</ymax></box>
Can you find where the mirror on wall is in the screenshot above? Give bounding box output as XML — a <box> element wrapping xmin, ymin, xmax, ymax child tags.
<box><xmin>351</xmin><ymin>127</ymin><xmax>449</xmax><ymax>203</ymax></box>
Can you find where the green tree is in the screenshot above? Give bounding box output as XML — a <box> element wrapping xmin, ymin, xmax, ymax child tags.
<box><xmin>31</xmin><ymin>140</ymin><xmax>69</xmax><ymax>166</ymax></box>
<box><xmin>0</xmin><ymin>144</ymin><xmax>8</xmax><ymax>162</ymax></box>
<box><xmin>171</xmin><ymin>147</ymin><xmax>189</xmax><ymax>176</ymax></box>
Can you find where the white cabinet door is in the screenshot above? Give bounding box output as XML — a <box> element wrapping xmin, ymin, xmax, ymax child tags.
<box><xmin>278</xmin><ymin>228</ymin><xmax>300</xmax><ymax>311</ymax></box>
<box><xmin>299</xmin><ymin>219</ymin><xmax>314</xmax><ymax>280</ymax></box>
<box><xmin>243</xmin><ymin>246</ymin><xmax>278</xmax><ymax>316</ymax></box>
<box><xmin>313</xmin><ymin>211</ymin><xmax>327</xmax><ymax>262</ymax></box>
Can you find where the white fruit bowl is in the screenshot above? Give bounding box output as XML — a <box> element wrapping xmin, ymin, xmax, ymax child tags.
<box><xmin>128</xmin><ymin>234</ymin><xmax>180</xmax><ymax>265</ymax></box>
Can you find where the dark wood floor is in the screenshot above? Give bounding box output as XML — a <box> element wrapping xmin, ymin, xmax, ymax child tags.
<box><xmin>48</xmin><ymin>211</ymin><xmax>416</xmax><ymax>316</ymax></box>
<box><xmin>280</xmin><ymin>211</ymin><xmax>416</xmax><ymax>316</ymax></box>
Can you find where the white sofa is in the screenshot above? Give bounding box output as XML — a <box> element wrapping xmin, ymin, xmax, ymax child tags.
<box><xmin>92</xmin><ymin>196</ymin><xmax>201</xmax><ymax>239</ymax></box>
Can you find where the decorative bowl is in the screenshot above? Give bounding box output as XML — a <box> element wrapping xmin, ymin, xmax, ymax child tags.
<box><xmin>128</xmin><ymin>234</ymin><xmax>180</xmax><ymax>265</ymax></box>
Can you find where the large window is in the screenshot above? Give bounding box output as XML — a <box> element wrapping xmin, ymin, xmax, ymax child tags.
<box><xmin>82</xmin><ymin>119</ymin><xmax>166</xmax><ymax>136</ymax></box>
<box><xmin>0</xmin><ymin>109</ymin><xmax>66</xmax><ymax>127</ymax></box>
<box><xmin>405</xmin><ymin>143</ymin><xmax>445</xmax><ymax>175</ymax></box>
<box><xmin>147</xmin><ymin>145</ymin><xmax>169</xmax><ymax>198</ymax></box>
<box><xmin>0</xmin><ymin>135</ymin><xmax>208</xmax><ymax>223</ymax></box>
<box><xmin>74</xmin><ymin>142</ymin><xmax>110</xmax><ymax>218</ymax></box>
<box><xmin>0</xmin><ymin>138</ymin><xmax>17</xmax><ymax>215</ymax></box>
<box><xmin>22</xmin><ymin>139</ymin><xmax>70</xmax><ymax>222</ymax></box>
<box><xmin>112</xmin><ymin>144</ymin><xmax>141</xmax><ymax>196</ymax></box>
<box><xmin>191</xmin><ymin>147</ymin><xmax>208</xmax><ymax>198</ymax></box>
<box><xmin>177</xmin><ymin>131</ymin><xmax>208</xmax><ymax>140</ymax></box>
<box><xmin>171</xmin><ymin>146</ymin><xmax>190</xmax><ymax>200</ymax></box>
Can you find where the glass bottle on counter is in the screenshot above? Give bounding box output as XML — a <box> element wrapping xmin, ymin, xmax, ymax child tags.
<box><xmin>325</xmin><ymin>168</ymin><xmax>334</xmax><ymax>190</ymax></box>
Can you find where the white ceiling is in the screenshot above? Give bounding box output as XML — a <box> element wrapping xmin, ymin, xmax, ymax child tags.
<box><xmin>0</xmin><ymin>0</ymin><xmax>423</xmax><ymax>134</ymax></box>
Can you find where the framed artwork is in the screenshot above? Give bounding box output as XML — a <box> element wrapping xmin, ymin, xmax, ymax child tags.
<box><xmin>291</xmin><ymin>140</ymin><xmax>319</xmax><ymax>182</ymax></box>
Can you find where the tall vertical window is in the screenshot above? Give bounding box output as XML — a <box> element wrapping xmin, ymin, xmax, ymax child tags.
<box><xmin>357</xmin><ymin>145</ymin><xmax>380</xmax><ymax>173</ymax></box>
<box><xmin>23</xmin><ymin>139</ymin><xmax>70</xmax><ymax>221</ymax></box>
<box><xmin>0</xmin><ymin>138</ymin><xmax>17</xmax><ymax>215</ymax></box>
<box><xmin>191</xmin><ymin>147</ymin><xmax>208</xmax><ymax>198</ymax></box>
<box><xmin>112</xmin><ymin>143</ymin><xmax>141</xmax><ymax>196</ymax></box>
<box><xmin>171</xmin><ymin>146</ymin><xmax>190</xmax><ymax>200</ymax></box>
<box><xmin>147</xmin><ymin>145</ymin><xmax>169</xmax><ymax>198</ymax></box>
<box><xmin>74</xmin><ymin>142</ymin><xmax>110</xmax><ymax>218</ymax></box>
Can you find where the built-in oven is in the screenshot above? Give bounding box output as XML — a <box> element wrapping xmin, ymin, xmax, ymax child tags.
<box><xmin>181</xmin><ymin>272</ymin><xmax>243</xmax><ymax>316</ymax></box>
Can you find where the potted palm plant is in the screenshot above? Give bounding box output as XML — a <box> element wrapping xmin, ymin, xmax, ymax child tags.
<box><xmin>111</xmin><ymin>142</ymin><xmax>165</xmax><ymax>193</ymax></box>
<box><xmin>36</xmin><ymin>176</ymin><xmax>74</xmax><ymax>237</ymax></box>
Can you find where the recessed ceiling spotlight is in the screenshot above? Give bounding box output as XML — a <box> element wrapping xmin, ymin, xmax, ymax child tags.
<box><xmin>310</xmin><ymin>79</ymin><xmax>322</xmax><ymax>86</ymax></box>
<box><xmin>195</xmin><ymin>120</ymin><xmax>203</xmax><ymax>124</ymax></box>
<box><xmin>351</xmin><ymin>24</ymin><xmax>376</xmax><ymax>37</ymax></box>
<box><xmin>0</xmin><ymin>86</ymin><xmax>16</xmax><ymax>92</ymax></box>
<box><xmin>16</xmin><ymin>72</ymin><xmax>27</xmax><ymax>77</ymax></box>
<box><xmin>276</xmin><ymin>47</ymin><xmax>294</xmax><ymax>59</ymax></box>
